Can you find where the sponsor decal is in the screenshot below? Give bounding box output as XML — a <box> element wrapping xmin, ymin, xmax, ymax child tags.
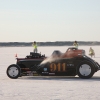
<box><xmin>67</xmin><ymin>64</ymin><xmax>74</xmax><ymax>67</ymax></box>
<box><xmin>44</xmin><ymin>68</ymin><xmax>47</xmax><ymax>71</ymax></box>
<box><xmin>49</xmin><ymin>73</ymin><xmax>55</xmax><ymax>75</ymax></box>
<box><xmin>42</xmin><ymin>72</ymin><xmax>48</xmax><ymax>74</ymax></box>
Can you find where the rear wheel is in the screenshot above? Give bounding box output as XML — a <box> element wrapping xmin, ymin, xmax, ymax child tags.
<box><xmin>6</xmin><ymin>64</ymin><xmax>21</xmax><ymax>79</ymax></box>
<box><xmin>77</xmin><ymin>61</ymin><xmax>95</xmax><ymax>79</ymax></box>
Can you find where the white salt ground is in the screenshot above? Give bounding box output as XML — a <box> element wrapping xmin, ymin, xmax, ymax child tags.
<box><xmin>0</xmin><ymin>46</ymin><xmax>100</xmax><ymax>100</ymax></box>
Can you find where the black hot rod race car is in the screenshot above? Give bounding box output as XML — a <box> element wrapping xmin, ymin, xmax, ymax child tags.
<box><xmin>6</xmin><ymin>47</ymin><xmax>100</xmax><ymax>79</ymax></box>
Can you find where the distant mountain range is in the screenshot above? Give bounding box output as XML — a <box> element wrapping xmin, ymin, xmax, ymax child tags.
<box><xmin>0</xmin><ymin>41</ymin><xmax>100</xmax><ymax>47</ymax></box>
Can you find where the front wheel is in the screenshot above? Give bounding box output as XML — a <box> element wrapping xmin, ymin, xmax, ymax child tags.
<box><xmin>77</xmin><ymin>61</ymin><xmax>95</xmax><ymax>79</ymax></box>
<box><xmin>6</xmin><ymin>64</ymin><xmax>21</xmax><ymax>79</ymax></box>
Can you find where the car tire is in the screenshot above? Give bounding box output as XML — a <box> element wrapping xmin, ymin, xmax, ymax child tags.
<box><xmin>6</xmin><ymin>64</ymin><xmax>21</xmax><ymax>79</ymax></box>
<box><xmin>77</xmin><ymin>61</ymin><xmax>95</xmax><ymax>79</ymax></box>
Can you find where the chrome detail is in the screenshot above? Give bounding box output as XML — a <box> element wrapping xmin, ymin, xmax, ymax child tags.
<box><xmin>8</xmin><ymin>67</ymin><xmax>19</xmax><ymax>77</ymax></box>
<box><xmin>79</xmin><ymin>64</ymin><xmax>91</xmax><ymax>76</ymax></box>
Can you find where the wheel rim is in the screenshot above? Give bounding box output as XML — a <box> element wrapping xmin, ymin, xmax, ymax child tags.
<box><xmin>8</xmin><ymin>67</ymin><xmax>19</xmax><ymax>77</ymax></box>
<box><xmin>79</xmin><ymin>64</ymin><xmax>91</xmax><ymax>76</ymax></box>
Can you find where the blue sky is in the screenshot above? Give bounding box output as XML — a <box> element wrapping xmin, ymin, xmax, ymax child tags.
<box><xmin>0</xmin><ymin>0</ymin><xmax>100</xmax><ymax>42</ymax></box>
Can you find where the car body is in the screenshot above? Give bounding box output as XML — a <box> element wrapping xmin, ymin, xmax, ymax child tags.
<box><xmin>6</xmin><ymin>47</ymin><xmax>100</xmax><ymax>79</ymax></box>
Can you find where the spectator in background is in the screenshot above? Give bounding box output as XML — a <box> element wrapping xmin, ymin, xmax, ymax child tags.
<box><xmin>89</xmin><ymin>47</ymin><xmax>95</xmax><ymax>58</ymax></box>
<box><xmin>73</xmin><ymin>41</ymin><xmax>79</xmax><ymax>48</ymax></box>
<box><xmin>32</xmin><ymin>41</ymin><xmax>38</xmax><ymax>53</ymax></box>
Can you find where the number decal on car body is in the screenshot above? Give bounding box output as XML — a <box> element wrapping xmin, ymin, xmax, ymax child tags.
<box><xmin>50</xmin><ymin>63</ymin><xmax>66</xmax><ymax>72</ymax></box>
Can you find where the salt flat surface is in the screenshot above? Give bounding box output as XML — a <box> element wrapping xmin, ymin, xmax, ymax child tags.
<box><xmin>0</xmin><ymin>46</ymin><xmax>100</xmax><ymax>100</ymax></box>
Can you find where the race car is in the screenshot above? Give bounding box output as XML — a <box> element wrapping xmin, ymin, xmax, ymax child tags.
<box><xmin>6</xmin><ymin>47</ymin><xmax>100</xmax><ymax>79</ymax></box>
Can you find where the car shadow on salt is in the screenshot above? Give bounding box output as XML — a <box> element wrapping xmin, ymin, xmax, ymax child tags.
<box><xmin>19</xmin><ymin>76</ymin><xmax>100</xmax><ymax>81</ymax></box>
